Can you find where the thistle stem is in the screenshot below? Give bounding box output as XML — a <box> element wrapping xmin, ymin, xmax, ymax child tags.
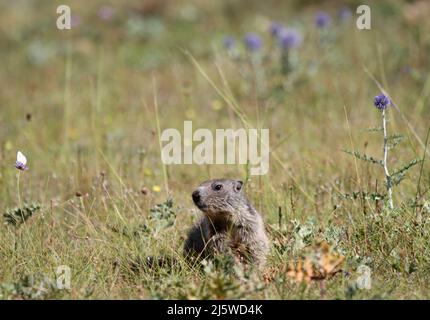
<box><xmin>281</xmin><ymin>49</ymin><xmax>290</xmax><ymax>75</ymax></box>
<box><xmin>382</xmin><ymin>109</ymin><xmax>394</xmax><ymax>209</ymax></box>
<box><xmin>251</xmin><ymin>54</ymin><xmax>266</xmax><ymax>98</ymax></box>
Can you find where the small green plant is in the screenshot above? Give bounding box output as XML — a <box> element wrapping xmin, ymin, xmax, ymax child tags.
<box><xmin>0</xmin><ymin>273</ymin><xmax>60</xmax><ymax>300</ymax></box>
<box><xmin>3</xmin><ymin>203</ymin><xmax>40</xmax><ymax>228</ymax></box>
<box><xmin>181</xmin><ymin>258</ymin><xmax>264</xmax><ymax>300</ymax></box>
<box><xmin>292</xmin><ymin>218</ymin><xmax>317</xmax><ymax>250</ymax></box>
<box><xmin>149</xmin><ymin>198</ymin><xmax>176</xmax><ymax>232</ymax></box>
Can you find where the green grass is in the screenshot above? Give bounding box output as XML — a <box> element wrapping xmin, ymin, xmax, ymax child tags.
<box><xmin>1</xmin><ymin>0</ymin><xmax>430</xmax><ymax>299</ymax></box>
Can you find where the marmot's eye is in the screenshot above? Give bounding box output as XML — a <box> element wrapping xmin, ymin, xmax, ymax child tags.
<box><xmin>214</xmin><ymin>184</ymin><xmax>223</xmax><ymax>191</ymax></box>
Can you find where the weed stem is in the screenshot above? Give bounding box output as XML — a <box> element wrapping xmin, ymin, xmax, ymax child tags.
<box><xmin>16</xmin><ymin>171</ymin><xmax>21</xmax><ymax>208</ymax></box>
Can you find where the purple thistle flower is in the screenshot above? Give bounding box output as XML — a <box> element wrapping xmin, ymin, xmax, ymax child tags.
<box><xmin>71</xmin><ymin>14</ymin><xmax>81</xmax><ymax>28</ymax></box>
<box><xmin>338</xmin><ymin>6</ymin><xmax>352</xmax><ymax>22</ymax></box>
<box><xmin>278</xmin><ymin>28</ymin><xmax>302</xmax><ymax>50</ymax></box>
<box><xmin>374</xmin><ymin>94</ymin><xmax>391</xmax><ymax>110</ymax></box>
<box><xmin>223</xmin><ymin>36</ymin><xmax>235</xmax><ymax>50</ymax></box>
<box><xmin>270</xmin><ymin>22</ymin><xmax>284</xmax><ymax>37</ymax></box>
<box><xmin>315</xmin><ymin>11</ymin><xmax>331</xmax><ymax>28</ymax></box>
<box><xmin>244</xmin><ymin>33</ymin><xmax>262</xmax><ymax>52</ymax></box>
<box><xmin>98</xmin><ymin>6</ymin><xmax>115</xmax><ymax>21</ymax></box>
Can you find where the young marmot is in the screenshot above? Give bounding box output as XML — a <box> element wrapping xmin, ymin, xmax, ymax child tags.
<box><xmin>184</xmin><ymin>179</ymin><xmax>269</xmax><ymax>267</ymax></box>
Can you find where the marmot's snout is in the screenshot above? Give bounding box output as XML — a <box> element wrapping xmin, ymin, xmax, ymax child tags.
<box><xmin>192</xmin><ymin>190</ymin><xmax>201</xmax><ymax>206</ymax></box>
<box><xmin>192</xmin><ymin>188</ymin><xmax>208</xmax><ymax>211</ymax></box>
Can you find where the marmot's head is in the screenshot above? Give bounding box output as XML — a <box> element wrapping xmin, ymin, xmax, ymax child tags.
<box><xmin>192</xmin><ymin>179</ymin><xmax>244</xmax><ymax>218</ymax></box>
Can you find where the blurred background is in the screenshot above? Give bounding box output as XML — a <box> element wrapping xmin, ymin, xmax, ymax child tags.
<box><xmin>1</xmin><ymin>0</ymin><xmax>430</xmax><ymax>219</ymax></box>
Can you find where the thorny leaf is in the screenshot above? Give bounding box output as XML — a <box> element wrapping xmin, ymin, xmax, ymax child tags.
<box><xmin>342</xmin><ymin>150</ymin><xmax>383</xmax><ymax>166</ymax></box>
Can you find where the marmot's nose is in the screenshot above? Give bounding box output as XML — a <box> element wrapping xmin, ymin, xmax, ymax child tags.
<box><xmin>192</xmin><ymin>190</ymin><xmax>200</xmax><ymax>203</ymax></box>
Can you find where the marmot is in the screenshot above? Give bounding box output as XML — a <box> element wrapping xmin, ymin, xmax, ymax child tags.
<box><xmin>184</xmin><ymin>179</ymin><xmax>269</xmax><ymax>267</ymax></box>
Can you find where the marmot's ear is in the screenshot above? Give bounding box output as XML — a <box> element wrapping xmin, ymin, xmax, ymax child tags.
<box><xmin>235</xmin><ymin>180</ymin><xmax>243</xmax><ymax>192</ymax></box>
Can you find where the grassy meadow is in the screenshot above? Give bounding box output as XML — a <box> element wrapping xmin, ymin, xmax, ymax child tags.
<box><xmin>1</xmin><ymin>0</ymin><xmax>430</xmax><ymax>299</ymax></box>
